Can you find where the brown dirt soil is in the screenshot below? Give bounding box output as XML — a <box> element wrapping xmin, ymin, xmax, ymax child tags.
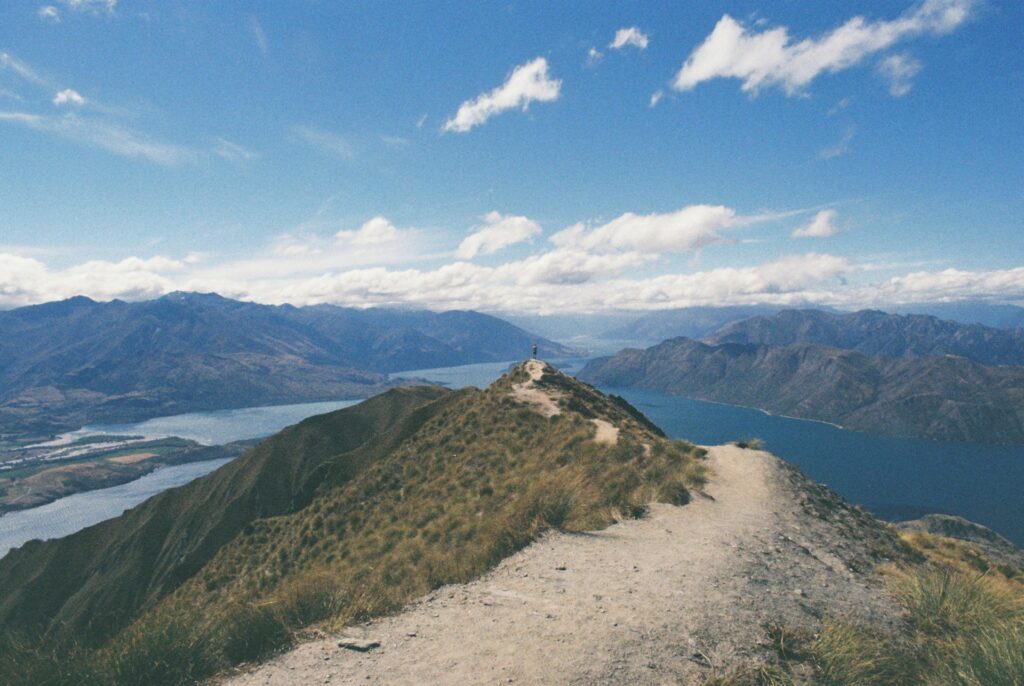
<box><xmin>223</xmin><ymin>444</ymin><xmax>908</xmax><ymax>685</ymax></box>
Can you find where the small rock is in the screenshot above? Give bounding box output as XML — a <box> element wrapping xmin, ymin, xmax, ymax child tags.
<box><xmin>337</xmin><ymin>638</ymin><xmax>380</xmax><ymax>652</ymax></box>
<box><xmin>554</xmin><ymin>565</ymin><xmax>567</xmax><ymax>571</ymax></box>
<box><xmin>406</xmin><ymin>631</ymin><xmax>418</xmax><ymax>637</ymax></box>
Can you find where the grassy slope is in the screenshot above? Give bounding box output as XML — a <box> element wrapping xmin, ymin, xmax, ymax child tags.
<box><xmin>0</xmin><ymin>386</ymin><xmax>449</xmax><ymax>643</ymax></box>
<box><xmin>0</xmin><ymin>364</ymin><xmax>707</xmax><ymax>685</ymax></box>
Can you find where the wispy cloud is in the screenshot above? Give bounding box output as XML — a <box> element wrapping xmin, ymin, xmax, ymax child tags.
<box><xmin>0</xmin><ymin>52</ymin><xmax>47</xmax><ymax>86</ymax></box>
<box><xmin>877</xmin><ymin>52</ymin><xmax>922</xmax><ymax>96</ymax></box>
<box><xmin>673</xmin><ymin>0</ymin><xmax>972</xmax><ymax>96</ymax></box>
<box><xmin>0</xmin><ymin>110</ymin><xmax>198</xmax><ymax>165</ymax></box>
<box><xmin>819</xmin><ymin>128</ymin><xmax>855</xmax><ymax>160</ymax></box>
<box><xmin>38</xmin><ymin>6</ymin><xmax>60</xmax><ymax>22</ymax></box>
<box><xmin>649</xmin><ymin>90</ymin><xmax>664</xmax><ymax>107</ymax></box>
<box><xmin>214</xmin><ymin>137</ymin><xmax>258</xmax><ymax>163</ymax></box>
<box><xmin>444</xmin><ymin>57</ymin><xmax>561</xmax><ymax>133</ymax></box>
<box><xmin>60</xmin><ymin>0</ymin><xmax>117</xmax><ymax>15</ymax></box>
<box><xmin>248</xmin><ymin>16</ymin><xmax>268</xmax><ymax>56</ymax></box>
<box><xmin>291</xmin><ymin>125</ymin><xmax>354</xmax><ymax>159</ymax></box>
<box><xmin>380</xmin><ymin>134</ymin><xmax>409</xmax><ymax>147</ymax></box>
<box><xmin>609</xmin><ymin>27</ymin><xmax>650</xmax><ymax>50</ymax></box>
<box><xmin>586</xmin><ymin>47</ymin><xmax>604</xmax><ymax>67</ymax></box>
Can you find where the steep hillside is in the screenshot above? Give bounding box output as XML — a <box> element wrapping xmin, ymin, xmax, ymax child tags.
<box><xmin>709</xmin><ymin>308</ymin><xmax>1024</xmax><ymax>365</ymax></box>
<box><xmin>579</xmin><ymin>338</ymin><xmax>1024</xmax><ymax>443</ymax></box>
<box><xmin>0</xmin><ymin>385</ymin><xmax>448</xmax><ymax>641</ymax></box>
<box><xmin>0</xmin><ymin>293</ymin><xmax>574</xmax><ymax>436</ymax></box>
<box><xmin>0</xmin><ymin>362</ymin><xmax>707</xmax><ymax>685</ymax></box>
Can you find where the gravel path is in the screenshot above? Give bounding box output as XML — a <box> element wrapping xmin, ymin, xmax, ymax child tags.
<box><xmin>224</xmin><ymin>445</ymin><xmax>903</xmax><ymax>685</ymax></box>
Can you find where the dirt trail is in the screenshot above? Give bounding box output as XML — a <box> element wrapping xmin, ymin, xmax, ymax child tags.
<box><xmin>225</xmin><ymin>446</ymin><xmax>901</xmax><ymax>685</ymax></box>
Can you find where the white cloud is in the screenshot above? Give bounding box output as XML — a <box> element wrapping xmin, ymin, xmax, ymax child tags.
<box><xmin>877</xmin><ymin>52</ymin><xmax>922</xmax><ymax>96</ymax></box>
<box><xmin>444</xmin><ymin>57</ymin><xmax>561</xmax><ymax>133</ymax></box>
<box><xmin>291</xmin><ymin>124</ymin><xmax>354</xmax><ymax>159</ymax></box>
<box><xmin>610</xmin><ymin>27</ymin><xmax>650</xmax><ymax>50</ymax></box>
<box><xmin>649</xmin><ymin>90</ymin><xmax>664</xmax><ymax>107</ymax></box>
<box><xmin>673</xmin><ymin>0</ymin><xmax>972</xmax><ymax>95</ymax></box>
<box><xmin>53</xmin><ymin>88</ymin><xmax>86</xmax><ymax>107</ymax></box>
<box><xmin>818</xmin><ymin>128</ymin><xmax>855</xmax><ymax>160</ymax></box>
<box><xmin>38</xmin><ymin>6</ymin><xmax>60</xmax><ymax>22</ymax></box>
<box><xmin>792</xmin><ymin>209</ymin><xmax>839</xmax><ymax>238</ymax></box>
<box><xmin>60</xmin><ymin>0</ymin><xmax>117</xmax><ymax>14</ymax></box>
<box><xmin>586</xmin><ymin>47</ymin><xmax>604</xmax><ymax>67</ymax></box>
<box><xmin>550</xmin><ymin>204</ymin><xmax>737</xmax><ymax>255</ymax></box>
<box><xmin>0</xmin><ymin>52</ymin><xmax>47</xmax><ymax>86</ymax></box>
<box><xmin>380</xmin><ymin>134</ymin><xmax>409</xmax><ymax>147</ymax></box>
<box><xmin>0</xmin><ymin>110</ymin><xmax>198</xmax><ymax>164</ymax></box>
<box><xmin>456</xmin><ymin>211</ymin><xmax>542</xmax><ymax>259</ymax></box>
<box><xmin>336</xmin><ymin>216</ymin><xmax>402</xmax><ymax>246</ymax></box>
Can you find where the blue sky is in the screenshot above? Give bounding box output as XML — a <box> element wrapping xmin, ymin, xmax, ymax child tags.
<box><xmin>0</xmin><ymin>0</ymin><xmax>1021</xmax><ymax>313</ymax></box>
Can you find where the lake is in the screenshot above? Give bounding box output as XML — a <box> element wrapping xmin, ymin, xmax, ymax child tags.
<box><xmin>0</xmin><ymin>459</ymin><xmax>231</xmax><ymax>557</ymax></box>
<box><xmin>0</xmin><ymin>398</ymin><xmax>360</xmax><ymax>558</ymax></box>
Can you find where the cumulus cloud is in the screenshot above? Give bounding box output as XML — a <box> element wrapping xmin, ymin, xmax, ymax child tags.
<box><xmin>456</xmin><ymin>211</ymin><xmax>542</xmax><ymax>259</ymax></box>
<box><xmin>53</xmin><ymin>88</ymin><xmax>86</xmax><ymax>106</ymax></box>
<box><xmin>444</xmin><ymin>57</ymin><xmax>561</xmax><ymax>133</ymax></box>
<box><xmin>610</xmin><ymin>27</ymin><xmax>650</xmax><ymax>50</ymax></box>
<box><xmin>673</xmin><ymin>0</ymin><xmax>971</xmax><ymax>95</ymax></box>
<box><xmin>792</xmin><ymin>209</ymin><xmax>839</xmax><ymax>238</ymax></box>
<box><xmin>877</xmin><ymin>52</ymin><xmax>922</xmax><ymax>96</ymax></box>
<box><xmin>336</xmin><ymin>216</ymin><xmax>403</xmax><ymax>246</ymax></box>
<box><xmin>38</xmin><ymin>6</ymin><xmax>60</xmax><ymax>22</ymax></box>
<box><xmin>551</xmin><ymin>204</ymin><xmax>737</xmax><ymax>255</ymax></box>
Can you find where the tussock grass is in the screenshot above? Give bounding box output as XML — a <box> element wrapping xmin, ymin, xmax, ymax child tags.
<box><xmin>0</xmin><ymin>372</ymin><xmax>708</xmax><ymax>685</ymax></box>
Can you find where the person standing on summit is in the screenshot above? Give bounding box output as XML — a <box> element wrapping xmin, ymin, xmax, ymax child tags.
<box><xmin>532</xmin><ymin>343</ymin><xmax>538</xmax><ymax>359</ymax></box>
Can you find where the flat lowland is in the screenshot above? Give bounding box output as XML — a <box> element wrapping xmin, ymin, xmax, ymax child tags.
<box><xmin>225</xmin><ymin>444</ymin><xmax>906</xmax><ymax>685</ymax></box>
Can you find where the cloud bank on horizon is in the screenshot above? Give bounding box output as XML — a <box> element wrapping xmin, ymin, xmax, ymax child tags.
<box><xmin>2</xmin><ymin>201</ymin><xmax>1022</xmax><ymax>314</ymax></box>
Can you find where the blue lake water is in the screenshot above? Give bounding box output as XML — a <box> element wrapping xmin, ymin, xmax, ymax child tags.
<box><xmin>0</xmin><ymin>398</ymin><xmax>360</xmax><ymax>558</ymax></box>
<box><xmin>0</xmin><ymin>459</ymin><xmax>231</xmax><ymax>557</ymax></box>
<box><xmin>397</xmin><ymin>359</ymin><xmax>1024</xmax><ymax>547</ymax></box>
<box><xmin>70</xmin><ymin>398</ymin><xmax>363</xmax><ymax>446</ymax></box>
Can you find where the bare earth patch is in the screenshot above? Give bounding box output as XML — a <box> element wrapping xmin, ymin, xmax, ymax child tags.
<box><xmin>224</xmin><ymin>445</ymin><xmax>904</xmax><ymax>685</ymax></box>
<box><xmin>589</xmin><ymin>418</ymin><xmax>619</xmax><ymax>445</ymax></box>
<box><xmin>509</xmin><ymin>360</ymin><xmax>563</xmax><ymax>418</ymax></box>
<box><xmin>108</xmin><ymin>452</ymin><xmax>158</xmax><ymax>464</ymax></box>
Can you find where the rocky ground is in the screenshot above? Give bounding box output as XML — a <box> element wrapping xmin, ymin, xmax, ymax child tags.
<box><xmin>224</xmin><ymin>443</ymin><xmax>909</xmax><ymax>685</ymax></box>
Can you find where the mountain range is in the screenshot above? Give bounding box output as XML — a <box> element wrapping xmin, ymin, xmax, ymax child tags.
<box><xmin>709</xmin><ymin>308</ymin><xmax>1024</xmax><ymax>365</ymax></box>
<box><xmin>0</xmin><ymin>293</ymin><xmax>574</xmax><ymax>437</ymax></box>
<box><xmin>578</xmin><ymin>337</ymin><xmax>1024</xmax><ymax>444</ymax></box>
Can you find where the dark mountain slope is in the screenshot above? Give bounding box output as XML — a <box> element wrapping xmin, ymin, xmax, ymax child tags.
<box><xmin>0</xmin><ymin>362</ymin><xmax>707</xmax><ymax>685</ymax></box>
<box><xmin>709</xmin><ymin>308</ymin><xmax>1024</xmax><ymax>365</ymax></box>
<box><xmin>0</xmin><ymin>293</ymin><xmax>574</xmax><ymax>436</ymax></box>
<box><xmin>600</xmin><ymin>305</ymin><xmax>784</xmax><ymax>342</ymax></box>
<box><xmin>579</xmin><ymin>338</ymin><xmax>1024</xmax><ymax>443</ymax></box>
<box><xmin>0</xmin><ymin>385</ymin><xmax>448</xmax><ymax>641</ymax></box>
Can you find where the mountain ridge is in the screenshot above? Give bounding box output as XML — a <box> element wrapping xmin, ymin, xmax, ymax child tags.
<box><xmin>0</xmin><ymin>293</ymin><xmax>576</xmax><ymax>437</ymax></box>
<box><xmin>578</xmin><ymin>337</ymin><xmax>1024</xmax><ymax>444</ymax></box>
